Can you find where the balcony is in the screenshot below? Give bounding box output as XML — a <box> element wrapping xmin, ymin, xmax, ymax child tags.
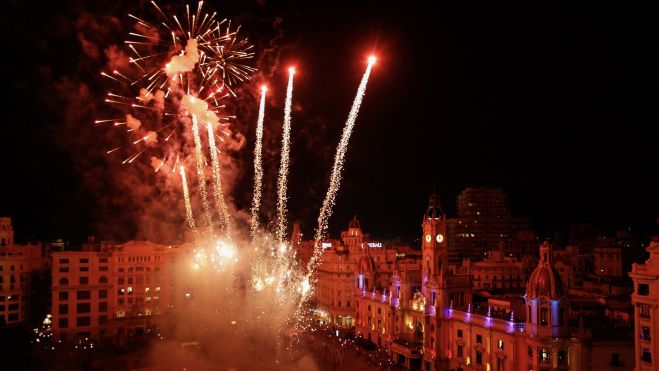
<box><xmin>390</xmin><ymin>338</ymin><xmax>423</xmax><ymax>358</ymax></box>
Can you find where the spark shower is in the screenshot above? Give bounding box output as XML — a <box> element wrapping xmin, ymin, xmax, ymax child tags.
<box><xmin>97</xmin><ymin>0</ymin><xmax>376</xmax><ymax>351</ymax></box>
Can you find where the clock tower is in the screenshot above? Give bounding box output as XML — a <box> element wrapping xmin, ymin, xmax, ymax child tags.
<box><xmin>422</xmin><ymin>192</ymin><xmax>447</xmax><ymax>280</ymax></box>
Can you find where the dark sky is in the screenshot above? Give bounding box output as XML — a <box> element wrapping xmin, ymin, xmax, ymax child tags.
<box><xmin>2</xmin><ymin>1</ymin><xmax>657</xmax><ymax>243</ymax></box>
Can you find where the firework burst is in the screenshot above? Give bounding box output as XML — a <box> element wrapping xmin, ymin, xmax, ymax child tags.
<box><xmin>98</xmin><ymin>1</ymin><xmax>255</xmax><ymax>174</ymax></box>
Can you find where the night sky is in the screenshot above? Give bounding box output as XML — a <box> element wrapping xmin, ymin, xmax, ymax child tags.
<box><xmin>2</xmin><ymin>1</ymin><xmax>657</xmax><ymax>243</ymax></box>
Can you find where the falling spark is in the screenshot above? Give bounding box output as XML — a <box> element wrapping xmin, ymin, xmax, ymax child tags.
<box><xmin>303</xmin><ymin>57</ymin><xmax>376</xmax><ymax>301</ymax></box>
<box><xmin>275</xmin><ymin>68</ymin><xmax>294</xmax><ymax>243</ymax></box>
<box><xmin>191</xmin><ymin>114</ymin><xmax>213</xmax><ymax>230</ymax></box>
<box><xmin>180</xmin><ymin>166</ymin><xmax>196</xmax><ymax>229</ymax></box>
<box><xmin>207</xmin><ymin>122</ymin><xmax>232</xmax><ymax>237</ymax></box>
<box><xmin>249</xmin><ymin>86</ymin><xmax>267</xmax><ymax>242</ymax></box>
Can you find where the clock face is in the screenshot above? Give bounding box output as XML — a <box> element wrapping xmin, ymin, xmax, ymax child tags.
<box><xmin>425</xmin><ymin>234</ymin><xmax>432</xmax><ymax>243</ymax></box>
<box><xmin>436</xmin><ymin>234</ymin><xmax>444</xmax><ymax>243</ymax></box>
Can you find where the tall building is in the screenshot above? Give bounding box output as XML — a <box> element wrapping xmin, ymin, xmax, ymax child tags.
<box><xmin>629</xmin><ymin>239</ymin><xmax>659</xmax><ymax>371</ymax></box>
<box><xmin>0</xmin><ymin>217</ymin><xmax>49</xmax><ymax>327</ymax></box>
<box><xmin>446</xmin><ymin>187</ymin><xmax>535</xmax><ymax>261</ymax></box>
<box><xmin>51</xmin><ymin>240</ymin><xmax>180</xmax><ymax>344</ymax></box>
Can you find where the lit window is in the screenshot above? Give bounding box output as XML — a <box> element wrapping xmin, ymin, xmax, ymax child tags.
<box><xmin>498</xmin><ymin>339</ymin><xmax>504</xmax><ymax>350</ymax></box>
<box><xmin>541</xmin><ymin>349</ymin><xmax>550</xmax><ymax>362</ymax></box>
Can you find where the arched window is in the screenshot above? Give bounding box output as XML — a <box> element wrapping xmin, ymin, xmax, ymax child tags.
<box><xmin>59</xmin><ymin>277</ymin><xmax>68</xmax><ymax>285</ymax></box>
<box><xmin>99</xmin><ymin>276</ymin><xmax>108</xmax><ymax>284</ymax></box>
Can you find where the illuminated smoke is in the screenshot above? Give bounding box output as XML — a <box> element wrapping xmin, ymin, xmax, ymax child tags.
<box><xmin>207</xmin><ymin>122</ymin><xmax>232</xmax><ymax>237</ymax></box>
<box><xmin>180</xmin><ymin>166</ymin><xmax>196</xmax><ymax>230</ymax></box>
<box><xmin>190</xmin><ymin>114</ymin><xmax>213</xmax><ymax>230</ymax></box>
<box><xmin>303</xmin><ymin>58</ymin><xmax>376</xmax><ymax>300</ymax></box>
<box><xmin>126</xmin><ymin>113</ymin><xmax>141</xmax><ymax>130</ymax></box>
<box><xmin>275</xmin><ymin>69</ymin><xmax>295</xmax><ymax>242</ymax></box>
<box><xmin>250</xmin><ymin>86</ymin><xmax>267</xmax><ymax>242</ymax></box>
<box><xmin>164</xmin><ymin>38</ymin><xmax>200</xmax><ymax>77</ymax></box>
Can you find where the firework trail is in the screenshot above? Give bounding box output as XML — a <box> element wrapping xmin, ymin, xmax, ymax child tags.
<box><xmin>250</xmin><ymin>86</ymin><xmax>267</xmax><ymax>242</ymax></box>
<box><xmin>303</xmin><ymin>57</ymin><xmax>376</xmax><ymax>301</ymax></box>
<box><xmin>190</xmin><ymin>114</ymin><xmax>213</xmax><ymax>230</ymax></box>
<box><xmin>275</xmin><ymin>68</ymin><xmax>295</xmax><ymax>243</ymax></box>
<box><xmin>180</xmin><ymin>166</ymin><xmax>196</xmax><ymax>230</ymax></box>
<box><xmin>207</xmin><ymin>122</ymin><xmax>232</xmax><ymax>237</ymax></box>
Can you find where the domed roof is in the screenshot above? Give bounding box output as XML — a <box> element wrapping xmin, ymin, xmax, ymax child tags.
<box><xmin>526</xmin><ymin>241</ymin><xmax>564</xmax><ymax>300</ymax></box>
<box><xmin>358</xmin><ymin>254</ymin><xmax>376</xmax><ymax>274</ymax></box>
<box><xmin>349</xmin><ymin>215</ymin><xmax>361</xmax><ymax>229</ymax></box>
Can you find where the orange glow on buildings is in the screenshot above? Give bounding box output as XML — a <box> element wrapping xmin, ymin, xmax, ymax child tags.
<box><xmin>51</xmin><ymin>240</ymin><xmax>180</xmax><ymax>343</ymax></box>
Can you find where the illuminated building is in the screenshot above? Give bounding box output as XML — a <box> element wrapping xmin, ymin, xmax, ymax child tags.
<box><xmin>594</xmin><ymin>237</ymin><xmax>623</xmax><ymax>278</ymax></box>
<box><xmin>313</xmin><ymin>216</ymin><xmax>402</xmax><ymax>328</ymax></box>
<box><xmin>51</xmin><ymin>240</ymin><xmax>179</xmax><ymax>343</ymax></box>
<box><xmin>0</xmin><ymin>217</ymin><xmax>49</xmax><ymax>327</ymax></box>
<box><xmin>446</xmin><ymin>187</ymin><xmax>535</xmax><ymax>261</ymax></box>
<box><xmin>629</xmin><ymin>239</ymin><xmax>659</xmax><ymax>371</ymax></box>
<box><xmin>353</xmin><ymin>195</ymin><xmax>635</xmax><ymax>370</ymax></box>
<box><xmin>467</xmin><ymin>242</ymin><xmax>531</xmax><ymax>291</ymax></box>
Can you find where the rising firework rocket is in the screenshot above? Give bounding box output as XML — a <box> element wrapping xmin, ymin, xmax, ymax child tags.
<box><xmin>275</xmin><ymin>68</ymin><xmax>295</xmax><ymax>243</ymax></box>
<box><xmin>302</xmin><ymin>56</ymin><xmax>376</xmax><ymax>303</ymax></box>
<box><xmin>250</xmin><ymin>85</ymin><xmax>267</xmax><ymax>242</ymax></box>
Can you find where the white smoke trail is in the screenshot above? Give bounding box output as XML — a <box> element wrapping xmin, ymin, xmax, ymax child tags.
<box><xmin>250</xmin><ymin>87</ymin><xmax>267</xmax><ymax>242</ymax></box>
<box><xmin>191</xmin><ymin>114</ymin><xmax>213</xmax><ymax>230</ymax></box>
<box><xmin>302</xmin><ymin>59</ymin><xmax>375</xmax><ymax>303</ymax></box>
<box><xmin>207</xmin><ymin>122</ymin><xmax>232</xmax><ymax>238</ymax></box>
<box><xmin>180</xmin><ymin>166</ymin><xmax>196</xmax><ymax>230</ymax></box>
<box><xmin>275</xmin><ymin>69</ymin><xmax>295</xmax><ymax>242</ymax></box>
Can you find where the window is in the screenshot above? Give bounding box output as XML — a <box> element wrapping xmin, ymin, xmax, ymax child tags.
<box><xmin>338</xmin><ymin>300</ymin><xmax>341</xmax><ymax>307</ymax></box>
<box><xmin>541</xmin><ymin>349</ymin><xmax>550</xmax><ymax>363</ymax></box>
<box><xmin>118</xmin><ymin>277</ymin><xmax>125</xmax><ymax>285</ymax></box>
<box><xmin>99</xmin><ymin>290</ymin><xmax>107</xmax><ymax>299</ymax></box>
<box><xmin>99</xmin><ymin>302</ymin><xmax>108</xmax><ymax>312</ymax></box>
<box><xmin>378</xmin><ymin>308</ymin><xmax>381</xmax><ymax>314</ymax></box>
<box><xmin>641</xmin><ymin>349</ymin><xmax>651</xmax><ymax>363</ymax></box>
<box><xmin>638</xmin><ymin>284</ymin><xmax>650</xmax><ymax>296</ymax></box>
<box><xmin>99</xmin><ymin>315</ymin><xmax>108</xmax><ymax>325</ymax></box>
<box><xmin>476</xmin><ymin>351</ymin><xmax>482</xmax><ymax>364</ymax></box>
<box><xmin>59</xmin><ymin>277</ymin><xmax>69</xmax><ymax>285</ymax></box>
<box><xmin>476</xmin><ymin>334</ymin><xmax>482</xmax><ymax>343</ymax></box>
<box><xmin>59</xmin><ymin>291</ymin><xmax>68</xmax><ymax>301</ymax></box>
<box><xmin>80</xmin><ymin>258</ymin><xmax>89</xmax><ymax>264</ymax></box>
<box><xmin>498</xmin><ymin>339</ymin><xmax>504</xmax><ymax>350</ymax></box>
<box><xmin>59</xmin><ymin>318</ymin><xmax>68</xmax><ymax>328</ymax></box>
<box><xmin>528</xmin><ymin>347</ymin><xmax>533</xmax><ymax>358</ymax></box>
<box><xmin>457</xmin><ymin>329</ymin><xmax>463</xmax><ymax>338</ymax></box>
<box><xmin>99</xmin><ymin>276</ymin><xmax>108</xmax><ymax>284</ymax></box>
<box><xmin>8</xmin><ymin>303</ymin><xmax>18</xmax><ymax>311</ymax></box>
<box><xmin>540</xmin><ymin>308</ymin><xmax>549</xmax><ymax>326</ymax></box>
<box><xmin>59</xmin><ymin>259</ymin><xmax>69</xmax><ymax>264</ymax></box>
<box><xmin>77</xmin><ymin>303</ymin><xmax>91</xmax><ymax>313</ymax></box>
<box><xmin>347</xmin><ymin>301</ymin><xmax>351</xmax><ymax>308</ymax></box>
<box><xmin>610</xmin><ymin>353</ymin><xmax>621</xmax><ymax>367</ymax></box>
<box><xmin>99</xmin><ymin>258</ymin><xmax>108</xmax><ymax>263</ymax></box>
<box><xmin>99</xmin><ymin>266</ymin><xmax>108</xmax><ymax>271</ymax></box>
<box><xmin>59</xmin><ymin>304</ymin><xmax>68</xmax><ymax>314</ymax></box>
<box><xmin>76</xmin><ymin>316</ymin><xmax>91</xmax><ymax>327</ymax></box>
<box><xmin>457</xmin><ymin>345</ymin><xmax>463</xmax><ymax>357</ymax></box>
<box><xmin>80</xmin><ymin>266</ymin><xmax>89</xmax><ymax>272</ymax></box>
<box><xmin>77</xmin><ymin>291</ymin><xmax>91</xmax><ymax>300</ymax></box>
<box><xmin>641</xmin><ymin>326</ymin><xmax>651</xmax><ymax>341</ymax></box>
<box><xmin>59</xmin><ymin>267</ymin><xmax>69</xmax><ymax>273</ymax></box>
<box><xmin>639</xmin><ymin>304</ymin><xmax>651</xmax><ymax>318</ymax></box>
<box><xmin>79</xmin><ymin>277</ymin><xmax>89</xmax><ymax>285</ymax></box>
